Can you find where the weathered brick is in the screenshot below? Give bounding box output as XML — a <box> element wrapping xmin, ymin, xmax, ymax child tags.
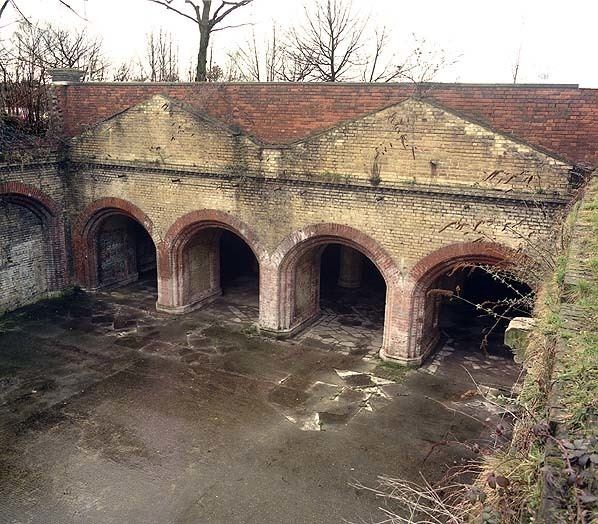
<box><xmin>2</xmin><ymin>82</ymin><xmax>596</xmax><ymax>365</ymax></box>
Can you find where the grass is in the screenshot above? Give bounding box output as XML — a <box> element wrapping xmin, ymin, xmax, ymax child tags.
<box><xmin>556</xmin><ymin>192</ymin><xmax>598</xmax><ymax>432</ymax></box>
<box><xmin>475</xmin><ymin>180</ymin><xmax>598</xmax><ymax>521</ymax></box>
<box><xmin>373</xmin><ymin>360</ymin><xmax>412</xmax><ymax>382</ymax></box>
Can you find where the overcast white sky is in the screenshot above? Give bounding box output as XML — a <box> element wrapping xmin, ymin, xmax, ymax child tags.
<box><xmin>2</xmin><ymin>0</ymin><xmax>597</xmax><ymax>86</ymax></box>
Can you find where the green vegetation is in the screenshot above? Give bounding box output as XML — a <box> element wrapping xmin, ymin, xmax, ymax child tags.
<box><xmin>557</xmin><ymin>195</ymin><xmax>598</xmax><ymax>432</ymax></box>
<box><xmin>478</xmin><ymin>180</ymin><xmax>598</xmax><ymax>522</ymax></box>
<box><xmin>373</xmin><ymin>360</ymin><xmax>412</xmax><ymax>383</ymax></box>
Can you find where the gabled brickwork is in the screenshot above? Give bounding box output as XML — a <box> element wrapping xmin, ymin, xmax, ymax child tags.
<box><xmin>53</xmin><ymin>82</ymin><xmax>598</xmax><ymax>168</ymax></box>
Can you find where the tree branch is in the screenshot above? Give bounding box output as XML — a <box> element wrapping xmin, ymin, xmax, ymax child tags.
<box><xmin>0</xmin><ymin>0</ymin><xmax>10</xmax><ymax>20</ymax></box>
<box><xmin>146</xmin><ymin>0</ymin><xmax>198</xmax><ymax>24</ymax></box>
<box><xmin>211</xmin><ymin>21</ymin><xmax>253</xmax><ymax>32</ymax></box>
<box><xmin>57</xmin><ymin>0</ymin><xmax>88</xmax><ymax>21</ymax></box>
<box><xmin>210</xmin><ymin>0</ymin><xmax>253</xmax><ymax>28</ymax></box>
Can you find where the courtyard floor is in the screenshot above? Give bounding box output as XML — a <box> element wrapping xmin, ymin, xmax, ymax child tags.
<box><xmin>0</xmin><ymin>279</ymin><xmax>521</xmax><ymax>523</ymax></box>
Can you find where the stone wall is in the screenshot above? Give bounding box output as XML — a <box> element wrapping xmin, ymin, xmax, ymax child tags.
<box><xmin>66</xmin><ymin>164</ymin><xmax>565</xmax><ymax>270</ymax></box>
<box><xmin>97</xmin><ymin>215</ymin><xmax>138</xmax><ymax>287</ymax></box>
<box><xmin>69</xmin><ymin>95</ymin><xmax>574</xmax><ymax>197</ymax></box>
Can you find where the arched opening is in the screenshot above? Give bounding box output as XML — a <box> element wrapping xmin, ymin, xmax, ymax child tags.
<box><xmin>0</xmin><ymin>184</ymin><xmax>65</xmax><ymax>315</ymax></box>
<box><xmin>219</xmin><ymin>230</ymin><xmax>259</xmax><ymax>311</ymax></box>
<box><xmin>427</xmin><ymin>266</ymin><xmax>533</xmax><ymax>358</ymax></box>
<box><xmin>73</xmin><ymin>198</ymin><xmax>155</xmax><ymax>293</ymax></box>
<box><xmin>159</xmin><ymin>213</ymin><xmax>262</xmax><ymax>322</ymax></box>
<box><xmin>158</xmin><ymin>210</ymin><xmax>265</xmax><ymax>317</ymax></box>
<box><xmin>1</xmin><ymin>200</ymin><xmax>48</xmax><ymax>313</ymax></box>
<box><xmin>407</xmin><ymin>243</ymin><xmax>534</xmax><ymax>364</ymax></box>
<box><xmin>310</xmin><ymin>244</ymin><xmax>386</xmax><ymax>354</ymax></box>
<box><xmin>95</xmin><ymin>214</ymin><xmax>157</xmax><ymax>289</ymax></box>
<box><xmin>270</xmin><ymin>225</ymin><xmax>399</xmax><ymax>357</ymax></box>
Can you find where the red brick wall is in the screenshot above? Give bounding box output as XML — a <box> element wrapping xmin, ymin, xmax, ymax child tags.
<box><xmin>52</xmin><ymin>82</ymin><xmax>598</xmax><ymax>168</ymax></box>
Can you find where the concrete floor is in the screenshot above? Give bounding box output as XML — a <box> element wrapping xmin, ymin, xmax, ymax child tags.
<box><xmin>0</xmin><ymin>278</ymin><xmax>521</xmax><ymax>524</ymax></box>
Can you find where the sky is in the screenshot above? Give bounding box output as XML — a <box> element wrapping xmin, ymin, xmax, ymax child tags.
<box><xmin>1</xmin><ymin>0</ymin><xmax>597</xmax><ymax>86</ymax></box>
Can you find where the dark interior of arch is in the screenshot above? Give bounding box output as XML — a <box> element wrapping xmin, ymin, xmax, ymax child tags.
<box><xmin>219</xmin><ymin>230</ymin><xmax>259</xmax><ymax>305</ymax></box>
<box><xmin>96</xmin><ymin>215</ymin><xmax>156</xmax><ymax>289</ymax></box>
<box><xmin>432</xmin><ymin>266</ymin><xmax>533</xmax><ymax>358</ymax></box>
<box><xmin>319</xmin><ymin>244</ymin><xmax>386</xmax><ymax>331</ymax></box>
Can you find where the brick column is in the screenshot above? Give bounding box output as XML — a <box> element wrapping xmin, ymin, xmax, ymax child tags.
<box><xmin>379</xmin><ymin>283</ymin><xmax>417</xmax><ymax>366</ymax></box>
<box><xmin>156</xmin><ymin>230</ymin><xmax>222</xmax><ymax>314</ymax></box>
<box><xmin>337</xmin><ymin>246</ymin><xmax>363</xmax><ymax>288</ymax></box>
<box><xmin>258</xmin><ymin>253</ymin><xmax>322</xmax><ymax>339</ymax></box>
<box><xmin>258</xmin><ymin>261</ymin><xmax>282</xmax><ymax>333</ymax></box>
<box><xmin>47</xmin><ymin>69</ymin><xmax>84</xmax><ymax>140</ymax></box>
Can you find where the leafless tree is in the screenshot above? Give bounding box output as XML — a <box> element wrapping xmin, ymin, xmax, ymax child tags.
<box><xmin>226</xmin><ymin>25</ymin><xmax>283</xmax><ymax>82</ymax></box>
<box><xmin>185</xmin><ymin>46</ymin><xmax>224</xmax><ymax>81</ymax></box>
<box><xmin>146</xmin><ymin>0</ymin><xmax>254</xmax><ymax>82</ymax></box>
<box><xmin>362</xmin><ymin>30</ymin><xmax>452</xmax><ymax>83</ymax></box>
<box><xmin>261</xmin><ymin>0</ymin><xmax>454</xmax><ymax>83</ymax></box>
<box><xmin>142</xmin><ymin>29</ymin><xmax>179</xmax><ymax>82</ymax></box>
<box><xmin>282</xmin><ymin>0</ymin><xmax>365</xmax><ymax>82</ymax></box>
<box><xmin>1</xmin><ymin>21</ymin><xmax>108</xmax><ymax>134</ymax></box>
<box><xmin>0</xmin><ymin>21</ymin><xmax>47</xmax><ymax>134</ymax></box>
<box><xmin>112</xmin><ymin>61</ymin><xmax>140</xmax><ymax>82</ymax></box>
<box><xmin>40</xmin><ymin>25</ymin><xmax>107</xmax><ymax>80</ymax></box>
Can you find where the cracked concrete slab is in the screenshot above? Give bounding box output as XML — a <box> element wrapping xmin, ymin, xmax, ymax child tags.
<box><xmin>0</xmin><ymin>279</ymin><xmax>522</xmax><ymax>524</ymax></box>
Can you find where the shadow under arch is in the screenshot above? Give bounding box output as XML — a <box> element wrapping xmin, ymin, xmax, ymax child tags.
<box><xmin>72</xmin><ymin>197</ymin><xmax>155</xmax><ymax>290</ymax></box>
<box><xmin>264</xmin><ymin>223</ymin><xmax>403</xmax><ymax>356</ymax></box>
<box><xmin>157</xmin><ymin>209</ymin><xmax>267</xmax><ymax>313</ymax></box>
<box><xmin>403</xmin><ymin>241</ymin><xmax>532</xmax><ymax>363</ymax></box>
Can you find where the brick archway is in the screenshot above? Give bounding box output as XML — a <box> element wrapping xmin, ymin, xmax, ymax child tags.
<box><xmin>261</xmin><ymin>223</ymin><xmax>403</xmax><ymax>357</ymax></box>
<box><xmin>0</xmin><ymin>182</ymin><xmax>67</xmax><ymax>293</ymax></box>
<box><xmin>398</xmin><ymin>241</ymin><xmax>523</xmax><ymax>364</ymax></box>
<box><xmin>72</xmin><ymin>197</ymin><xmax>154</xmax><ymax>290</ymax></box>
<box><xmin>157</xmin><ymin>209</ymin><xmax>266</xmax><ymax>313</ymax></box>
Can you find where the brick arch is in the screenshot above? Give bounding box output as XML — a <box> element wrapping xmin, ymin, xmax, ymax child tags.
<box><xmin>271</xmin><ymin>223</ymin><xmax>402</xmax><ymax>285</ymax></box>
<box><xmin>0</xmin><ymin>181</ymin><xmax>61</xmax><ymax>218</ymax></box>
<box><xmin>162</xmin><ymin>209</ymin><xmax>267</xmax><ymax>262</ymax></box>
<box><xmin>401</xmin><ymin>241</ymin><xmax>525</xmax><ymax>363</ymax></box>
<box><xmin>157</xmin><ymin>209</ymin><xmax>266</xmax><ymax>313</ymax></box>
<box><xmin>261</xmin><ymin>223</ymin><xmax>403</xmax><ymax>355</ymax></box>
<box><xmin>0</xmin><ymin>182</ymin><xmax>67</xmax><ymax>292</ymax></box>
<box><xmin>72</xmin><ymin>197</ymin><xmax>154</xmax><ymax>289</ymax></box>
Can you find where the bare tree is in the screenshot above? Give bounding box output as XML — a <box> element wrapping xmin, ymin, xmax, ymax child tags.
<box><xmin>0</xmin><ymin>21</ymin><xmax>47</xmax><ymax>134</ymax></box>
<box><xmin>146</xmin><ymin>0</ymin><xmax>254</xmax><ymax>82</ymax></box>
<box><xmin>1</xmin><ymin>21</ymin><xmax>108</xmax><ymax>134</ymax></box>
<box><xmin>282</xmin><ymin>0</ymin><xmax>365</xmax><ymax>82</ymax></box>
<box><xmin>276</xmin><ymin>0</ymin><xmax>453</xmax><ymax>83</ymax></box>
<box><xmin>112</xmin><ymin>61</ymin><xmax>141</xmax><ymax>82</ymax></box>
<box><xmin>226</xmin><ymin>25</ymin><xmax>283</xmax><ymax>82</ymax></box>
<box><xmin>185</xmin><ymin>46</ymin><xmax>225</xmax><ymax>81</ymax></box>
<box><xmin>363</xmin><ymin>30</ymin><xmax>454</xmax><ymax>83</ymax></box>
<box><xmin>142</xmin><ymin>29</ymin><xmax>179</xmax><ymax>82</ymax></box>
<box><xmin>41</xmin><ymin>25</ymin><xmax>107</xmax><ymax>80</ymax></box>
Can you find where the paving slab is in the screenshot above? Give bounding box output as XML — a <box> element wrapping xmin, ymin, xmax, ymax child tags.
<box><xmin>0</xmin><ymin>282</ymin><xmax>521</xmax><ymax>524</ymax></box>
